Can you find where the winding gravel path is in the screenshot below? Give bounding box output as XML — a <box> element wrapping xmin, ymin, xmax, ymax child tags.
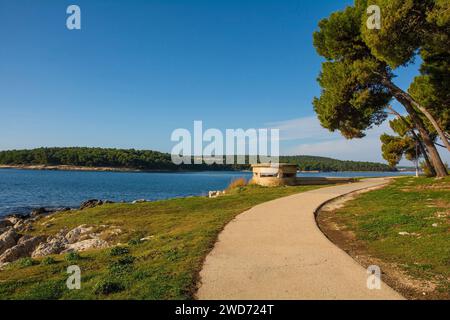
<box><xmin>197</xmin><ymin>178</ymin><xmax>404</xmax><ymax>300</ymax></box>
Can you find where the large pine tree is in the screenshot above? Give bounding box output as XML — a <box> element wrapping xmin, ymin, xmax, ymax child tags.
<box><xmin>313</xmin><ymin>0</ymin><xmax>448</xmax><ymax>177</ymax></box>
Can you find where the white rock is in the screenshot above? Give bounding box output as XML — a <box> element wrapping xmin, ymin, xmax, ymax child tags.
<box><xmin>0</xmin><ymin>236</ymin><xmax>45</xmax><ymax>263</ymax></box>
<box><xmin>63</xmin><ymin>239</ymin><xmax>109</xmax><ymax>252</ymax></box>
<box><xmin>65</xmin><ymin>225</ymin><xmax>94</xmax><ymax>244</ymax></box>
<box><xmin>208</xmin><ymin>191</ymin><xmax>223</xmax><ymax>198</ymax></box>
<box><xmin>132</xmin><ymin>199</ymin><xmax>148</xmax><ymax>204</ymax></box>
<box><xmin>32</xmin><ymin>234</ymin><xmax>68</xmax><ymax>258</ymax></box>
<box><xmin>140</xmin><ymin>235</ymin><xmax>154</xmax><ymax>242</ymax></box>
<box><xmin>398</xmin><ymin>231</ymin><xmax>420</xmax><ymax>236</ymax></box>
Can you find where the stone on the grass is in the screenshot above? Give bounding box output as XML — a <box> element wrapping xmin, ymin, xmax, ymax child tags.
<box><xmin>0</xmin><ymin>229</ymin><xmax>20</xmax><ymax>255</ymax></box>
<box><xmin>65</xmin><ymin>225</ymin><xmax>94</xmax><ymax>244</ymax></box>
<box><xmin>0</xmin><ymin>236</ymin><xmax>45</xmax><ymax>263</ymax></box>
<box><xmin>398</xmin><ymin>231</ymin><xmax>420</xmax><ymax>236</ymax></box>
<box><xmin>32</xmin><ymin>232</ymin><xmax>69</xmax><ymax>258</ymax></box>
<box><xmin>80</xmin><ymin>199</ymin><xmax>104</xmax><ymax>210</ymax></box>
<box><xmin>132</xmin><ymin>199</ymin><xmax>149</xmax><ymax>204</ymax></box>
<box><xmin>63</xmin><ymin>238</ymin><xmax>109</xmax><ymax>253</ymax></box>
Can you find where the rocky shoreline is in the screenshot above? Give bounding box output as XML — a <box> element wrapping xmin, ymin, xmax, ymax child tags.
<box><xmin>0</xmin><ymin>164</ymin><xmax>150</xmax><ymax>173</ymax></box>
<box><xmin>0</xmin><ymin>192</ymin><xmax>224</xmax><ymax>269</ymax></box>
<box><xmin>0</xmin><ymin>199</ymin><xmax>132</xmax><ymax>269</ymax></box>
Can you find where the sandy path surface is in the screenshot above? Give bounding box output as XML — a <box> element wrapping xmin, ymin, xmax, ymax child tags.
<box><xmin>197</xmin><ymin>178</ymin><xmax>404</xmax><ymax>300</ymax></box>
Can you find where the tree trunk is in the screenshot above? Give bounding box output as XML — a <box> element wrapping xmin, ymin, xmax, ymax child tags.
<box><xmin>383</xmin><ymin>80</ymin><xmax>448</xmax><ymax>177</ymax></box>
<box><xmin>387</xmin><ymin>106</ymin><xmax>436</xmax><ymax>176</ymax></box>
<box><xmin>412</xmin><ymin>133</ymin><xmax>436</xmax><ymax>176</ymax></box>
<box><xmin>387</xmin><ymin>81</ymin><xmax>450</xmax><ymax>153</ymax></box>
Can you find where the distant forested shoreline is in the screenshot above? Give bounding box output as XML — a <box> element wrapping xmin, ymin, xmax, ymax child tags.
<box><xmin>0</xmin><ymin>147</ymin><xmax>395</xmax><ymax>172</ymax></box>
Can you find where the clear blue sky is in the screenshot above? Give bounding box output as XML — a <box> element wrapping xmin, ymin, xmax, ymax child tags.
<box><xmin>1</xmin><ymin>0</ymin><xmax>446</xmax><ymax>164</ymax></box>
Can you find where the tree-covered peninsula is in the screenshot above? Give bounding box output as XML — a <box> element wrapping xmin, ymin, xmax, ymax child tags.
<box><xmin>0</xmin><ymin>147</ymin><xmax>395</xmax><ymax>172</ymax></box>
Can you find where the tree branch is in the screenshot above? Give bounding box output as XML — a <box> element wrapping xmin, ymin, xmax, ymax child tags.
<box><xmin>384</xmin><ymin>79</ymin><xmax>450</xmax><ymax>153</ymax></box>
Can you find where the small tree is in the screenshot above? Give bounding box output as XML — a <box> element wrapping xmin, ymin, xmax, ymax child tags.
<box><xmin>383</xmin><ymin>107</ymin><xmax>436</xmax><ymax>176</ymax></box>
<box><xmin>380</xmin><ymin>115</ymin><xmax>436</xmax><ymax>176</ymax></box>
<box><xmin>380</xmin><ymin>134</ymin><xmax>415</xmax><ymax>168</ymax></box>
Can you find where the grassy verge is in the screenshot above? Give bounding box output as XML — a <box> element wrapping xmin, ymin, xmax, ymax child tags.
<box><xmin>318</xmin><ymin>177</ymin><xmax>450</xmax><ymax>300</ymax></box>
<box><xmin>0</xmin><ymin>184</ymin><xmax>321</xmax><ymax>300</ymax></box>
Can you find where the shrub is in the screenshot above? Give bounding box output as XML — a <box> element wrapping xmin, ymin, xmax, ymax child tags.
<box><xmin>16</xmin><ymin>257</ymin><xmax>37</xmax><ymax>268</ymax></box>
<box><xmin>41</xmin><ymin>257</ymin><xmax>57</xmax><ymax>265</ymax></box>
<box><xmin>108</xmin><ymin>255</ymin><xmax>136</xmax><ymax>275</ymax></box>
<box><xmin>128</xmin><ymin>238</ymin><xmax>142</xmax><ymax>246</ymax></box>
<box><xmin>26</xmin><ymin>280</ymin><xmax>65</xmax><ymax>300</ymax></box>
<box><xmin>94</xmin><ymin>279</ymin><xmax>125</xmax><ymax>295</ymax></box>
<box><xmin>165</xmin><ymin>248</ymin><xmax>182</xmax><ymax>262</ymax></box>
<box><xmin>65</xmin><ymin>251</ymin><xmax>81</xmax><ymax>262</ymax></box>
<box><xmin>133</xmin><ymin>270</ymin><xmax>150</xmax><ymax>280</ymax></box>
<box><xmin>226</xmin><ymin>177</ymin><xmax>247</xmax><ymax>191</ymax></box>
<box><xmin>117</xmin><ymin>255</ymin><xmax>135</xmax><ymax>265</ymax></box>
<box><xmin>109</xmin><ymin>262</ymin><xmax>133</xmax><ymax>275</ymax></box>
<box><xmin>109</xmin><ymin>246</ymin><xmax>130</xmax><ymax>257</ymax></box>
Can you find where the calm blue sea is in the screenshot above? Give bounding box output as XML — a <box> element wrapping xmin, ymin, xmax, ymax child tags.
<box><xmin>0</xmin><ymin>169</ymin><xmax>413</xmax><ymax>216</ymax></box>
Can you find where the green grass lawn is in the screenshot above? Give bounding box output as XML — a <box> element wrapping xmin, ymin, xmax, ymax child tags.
<box><xmin>330</xmin><ymin>176</ymin><xmax>450</xmax><ymax>298</ymax></box>
<box><xmin>0</xmin><ymin>184</ymin><xmax>320</xmax><ymax>300</ymax></box>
